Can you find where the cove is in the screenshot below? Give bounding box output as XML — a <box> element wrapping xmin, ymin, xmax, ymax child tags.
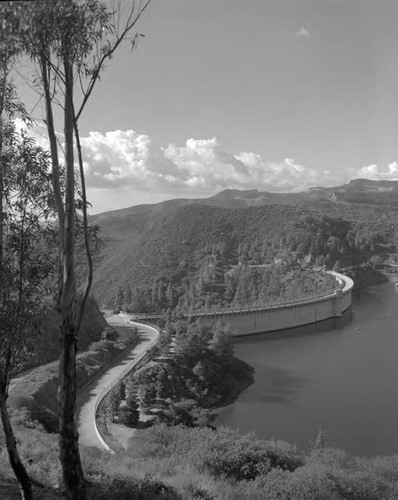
<box><xmin>216</xmin><ymin>282</ymin><xmax>398</xmax><ymax>457</ymax></box>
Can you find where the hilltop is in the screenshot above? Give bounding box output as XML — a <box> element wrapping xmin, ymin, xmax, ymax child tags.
<box><xmin>90</xmin><ymin>179</ymin><xmax>398</xmax><ymax>307</ymax></box>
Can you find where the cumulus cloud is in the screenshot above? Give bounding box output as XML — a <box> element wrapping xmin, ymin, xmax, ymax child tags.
<box><xmin>296</xmin><ymin>27</ymin><xmax>312</xmax><ymax>38</ymax></box>
<box><xmin>18</xmin><ymin>121</ymin><xmax>398</xmax><ymax>204</ymax></box>
<box><xmin>356</xmin><ymin>162</ymin><xmax>398</xmax><ymax>180</ymax></box>
<box><xmin>79</xmin><ymin>129</ymin><xmax>337</xmax><ymax>195</ymax></box>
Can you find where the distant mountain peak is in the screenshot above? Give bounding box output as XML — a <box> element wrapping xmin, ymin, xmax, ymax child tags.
<box><xmin>212</xmin><ymin>188</ymin><xmax>263</xmax><ymax>200</ymax></box>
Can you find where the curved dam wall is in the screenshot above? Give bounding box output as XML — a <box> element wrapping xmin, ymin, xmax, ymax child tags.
<box><xmin>195</xmin><ymin>271</ymin><xmax>354</xmax><ymax>336</ymax></box>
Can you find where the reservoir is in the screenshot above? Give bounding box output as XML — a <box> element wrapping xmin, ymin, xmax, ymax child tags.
<box><xmin>216</xmin><ymin>282</ymin><xmax>398</xmax><ymax>457</ymax></box>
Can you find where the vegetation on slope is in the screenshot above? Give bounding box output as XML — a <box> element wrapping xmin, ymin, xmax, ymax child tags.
<box><xmin>2</xmin><ymin>420</ymin><xmax>398</xmax><ymax>499</ymax></box>
<box><xmin>18</xmin><ymin>296</ymin><xmax>110</xmax><ymax>373</ymax></box>
<box><xmin>1</xmin><ymin>185</ymin><xmax>397</xmax><ymax>497</ymax></box>
<box><xmin>93</xmin><ymin>198</ymin><xmax>398</xmax><ymax>310</ymax></box>
<box><xmin>7</xmin><ymin>334</ymin><xmax>138</xmax><ymax>434</ymax></box>
<box><xmin>124</xmin><ymin>320</ymin><xmax>253</xmax><ymax>427</ymax></box>
<box><xmin>117</xmin><ymin>424</ymin><xmax>398</xmax><ymax>500</ymax></box>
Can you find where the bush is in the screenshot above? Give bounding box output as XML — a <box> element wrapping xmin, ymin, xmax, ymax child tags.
<box><xmin>195</xmin><ymin>429</ymin><xmax>303</xmax><ymax>481</ymax></box>
<box><xmin>154</xmin><ymin>400</ymin><xmax>214</xmax><ymax>428</ymax></box>
<box><xmin>260</xmin><ymin>466</ymin><xmax>333</xmax><ymax>500</ymax></box>
<box><xmin>108</xmin><ymin>391</ymin><xmax>121</xmax><ymax>422</ymax></box>
<box><xmin>130</xmin><ymin>424</ymin><xmax>304</xmax><ymax>482</ymax></box>
<box><xmin>118</xmin><ymin>394</ymin><xmax>140</xmax><ymax>427</ymax></box>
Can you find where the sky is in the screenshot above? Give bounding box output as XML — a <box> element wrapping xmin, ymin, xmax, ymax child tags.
<box><xmin>15</xmin><ymin>0</ymin><xmax>398</xmax><ymax>213</ymax></box>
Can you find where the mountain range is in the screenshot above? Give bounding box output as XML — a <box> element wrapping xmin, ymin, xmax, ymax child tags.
<box><xmin>90</xmin><ymin>179</ymin><xmax>398</xmax><ymax>306</ymax></box>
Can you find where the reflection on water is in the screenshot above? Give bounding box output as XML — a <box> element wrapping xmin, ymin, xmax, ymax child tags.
<box><xmin>216</xmin><ymin>283</ymin><xmax>398</xmax><ymax>456</ymax></box>
<box><xmin>234</xmin><ymin>307</ymin><xmax>353</xmax><ymax>343</ymax></box>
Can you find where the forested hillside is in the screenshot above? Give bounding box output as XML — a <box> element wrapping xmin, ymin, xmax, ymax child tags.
<box><xmin>91</xmin><ymin>181</ymin><xmax>398</xmax><ymax>311</ymax></box>
<box><xmin>29</xmin><ymin>297</ymin><xmax>109</xmax><ymax>371</ymax></box>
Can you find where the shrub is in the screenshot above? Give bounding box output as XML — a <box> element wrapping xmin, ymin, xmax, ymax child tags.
<box><xmin>130</xmin><ymin>425</ymin><xmax>304</xmax><ymax>482</ymax></box>
<box><xmin>260</xmin><ymin>466</ymin><xmax>334</xmax><ymax>500</ymax></box>
<box><xmin>195</xmin><ymin>429</ymin><xmax>303</xmax><ymax>481</ymax></box>
<box><xmin>332</xmin><ymin>470</ymin><xmax>391</xmax><ymax>500</ymax></box>
<box><xmin>118</xmin><ymin>395</ymin><xmax>140</xmax><ymax>427</ymax></box>
<box><xmin>108</xmin><ymin>390</ymin><xmax>122</xmax><ymax>422</ymax></box>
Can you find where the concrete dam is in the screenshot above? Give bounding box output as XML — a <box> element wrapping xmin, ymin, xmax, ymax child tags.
<box><xmin>135</xmin><ymin>271</ymin><xmax>354</xmax><ymax>336</ymax></box>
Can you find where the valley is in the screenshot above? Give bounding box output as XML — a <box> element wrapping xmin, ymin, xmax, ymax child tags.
<box><xmin>3</xmin><ymin>181</ymin><xmax>398</xmax><ymax>499</ymax></box>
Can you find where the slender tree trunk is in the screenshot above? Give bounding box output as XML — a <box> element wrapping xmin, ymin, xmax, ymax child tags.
<box><xmin>73</xmin><ymin>118</ymin><xmax>93</xmax><ymax>334</ymax></box>
<box><xmin>0</xmin><ymin>391</ymin><xmax>33</xmax><ymax>500</ymax></box>
<box><xmin>58</xmin><ymin>58</ymin><xmax>86</xmax><ymax>500</ymax></box>
<box><xmin>0</xmin><ymin>72</ymin><xmax>5</xmax><ymax>285</ymax></box>
<box><xmin>39</xmin><ymin>55</ymin><xmax>65</xmax><ymax>235</ymax></box>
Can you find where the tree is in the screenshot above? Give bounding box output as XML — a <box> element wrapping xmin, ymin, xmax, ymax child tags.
<box><xmin>117</xmin><ymin>381</ymin><xmax>126</xmax><ymax>401</ymax></box>
<box><xmin>18</xmin><ymin>1</ymin><xmax>152</xmax><ymax>497</ymax></box>
<box><xmin>0</xmin><ymin>116</ymin><xmax>54</xmax><ymax>500</ymax></box>
<box><xmin>108</xmin><ymin>389</ymin><xmax>121</xmax><ymax>422</ymax></box>
<box><xmin>114</xmin><ymin>286</ymin><xmax>125</xmax><ymax>312</ymax></box>
<box><xmin>124</xmin><ymin>283</ymin><xmax>133</xmax><ymax>308</ymax></box>
<box><xmin>155</xmin><ymin>399</ymin><xmax>212</xmax><ymax>427</ymax></box>
<box><xmin>118</xmin><ymin>393</ymin><xmax>139</xmax><ymax>427</ymax></box>
<box><xmin>174</xmin><ymin>321</ymin><xmax>213</xmax><ymax>357</ymax></box>
<box><xmin>209</xmin><ymin>322</ymin><xmax>234</xmax><ymax>359</ymax></box>
<box><xmin>369</xmin><ymin>255</ymin><xmax>383</xmax><ymax>267</ymax></box>
<box><xmin>0</xmin><ymin>7</ymin><xmax>56</xmax><ymax>497</ymax></box>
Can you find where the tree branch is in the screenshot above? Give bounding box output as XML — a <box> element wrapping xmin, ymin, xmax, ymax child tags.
<box><xmin>76</xmin><ymin>0</ymin><xmax>151</xmax><ymax>121</ymax></box>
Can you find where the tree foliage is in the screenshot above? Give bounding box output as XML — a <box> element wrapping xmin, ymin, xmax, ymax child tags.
<box><xmin>0</xmin><ymin>94</ymin><xmax>54</xmax><ymax>500</ymax></box>
<box><xmin>0</xmin><ymin>1</ymin><xmax>152</xmax><ymax>497</ymax></box>
<box><xmin>130</xmin><ymin>320</ymin><xmax>250</xmax><ymax>426</ymax></box>
<box><xmin>100</xmin><ymin>200</ymin><xmax>398</xmax><ymax>313</ymax></box>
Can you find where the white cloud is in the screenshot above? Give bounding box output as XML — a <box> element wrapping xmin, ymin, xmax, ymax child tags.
<box><xmin>296</xmin><ymin>27</ymin><xmax>312</xmax><ymax>38</ymax></box>
<box><xmin>79</xmin><ymin>129</ymin><xmax>339</xmax><ymax>195</ymax></box>
<box><xmin>356</xmin><ymin>162</ymin><xmax>398</xmax><ymax>180</ymax></box>
<box><xmin>16</xmin><ymin>122</ymin><xmax>398</xmax><ymax>212</ymax></box>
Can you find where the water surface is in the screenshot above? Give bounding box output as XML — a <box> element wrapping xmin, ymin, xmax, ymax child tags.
<box><xmin>216</xmin><ymin>283</ymin><xmax>398</xmax><ymax>456</ymax></box>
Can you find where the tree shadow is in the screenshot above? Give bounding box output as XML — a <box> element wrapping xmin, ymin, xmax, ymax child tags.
<box><xmin>243</xmin><ymin>364</ymin><xmax>307</xmax><ymax>404</ymax></box>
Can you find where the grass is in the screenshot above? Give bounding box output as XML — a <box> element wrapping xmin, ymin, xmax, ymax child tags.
<box><xmin>2</xmin><ymin>414</ymin><xmax>398</xmax><ymax>499</ymax></box>
<box><xmin>8</xmin><ymin>336</ymin><xmax>138</xmax><ymax>433</ymax></box>
<box><xmin>79</xmin><ymin>424</ymin><xmax>398</xmax><ymax>500</ymax></box>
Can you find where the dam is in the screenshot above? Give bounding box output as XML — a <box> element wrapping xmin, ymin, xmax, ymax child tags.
<box><xmin>137</xmin><ymin>271</ymin><xmax>354</xmax><ymax>336</ymax></box>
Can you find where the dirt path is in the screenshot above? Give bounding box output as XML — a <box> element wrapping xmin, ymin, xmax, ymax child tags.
<box><xmin>76</xmin><ymin>315</ymin><xmax>158</xmax><ymax>450</ymax></box>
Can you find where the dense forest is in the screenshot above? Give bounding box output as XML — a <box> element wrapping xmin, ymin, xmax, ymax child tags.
<box><xmin>127</xmin><ymin>320</ymin><xmax>252</xmax><ymax>425</ymax></box>
<box><xmin>112</xmin><ymin>257</ymin><xmax>338</xmax><ymax>313</ymax></box>
<box><xmin>99</xmin><ymin>201</ymin><xmax>397</xmax><ymax>313</ymax></box>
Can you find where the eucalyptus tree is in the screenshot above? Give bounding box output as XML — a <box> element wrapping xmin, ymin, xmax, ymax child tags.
<box><xmin>0</xmin><ymin>130</ymin><xmax>54</xmax><ymax>500</ymax></box>
<box><xmin>0</xmin><ymin>6</ymin><xmax>40</xmax><ymax>498</ymax></box>
<box><xmin>19</xmin><ymin>1</ymin><xmax>152</xmax><ymax>498</ymax></box>
<box><xmin>0</xmin><ymin>95</ymin><xmax>54</xmax><ymax>499</ymax></box>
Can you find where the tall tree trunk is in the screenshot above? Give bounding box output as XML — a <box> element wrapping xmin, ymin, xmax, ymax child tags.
<box><xmin>0</xmin><ymin>72</ymin><xmax>5</xmax><ymax>285</ymax></box>
<box><xmin>73</xmin><ymin>118</ymin><xmax>93</xmax><ymax>334</ymax></box>
<box><xmin>39</xmin><ymin>55</ymin><xmax>64</xmax><ymax>235</ymax></box>
<box><xmin>0</xmin><ymin>392</ymin><xmax>33</xmax><ymax>500</ymax></box>
<box><xmin>58</xmin><ymin>58</ymin><xmax>86</xmax><ymax>500</ymax></box>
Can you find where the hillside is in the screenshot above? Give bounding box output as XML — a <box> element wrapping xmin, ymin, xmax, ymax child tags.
<box><xmin>17</xmin><ymin>296</ymin><xmax>109</xmax><ymax>373</ymax></box>
<box><xmin>90</xmin><ymin>179</ymin><xmax>398</xmax><ymax>308</ymax></box>
<box><xmin>306</xmin><ymin>178</ymin><xmax>398</xmax><ymax>206</ymax></box>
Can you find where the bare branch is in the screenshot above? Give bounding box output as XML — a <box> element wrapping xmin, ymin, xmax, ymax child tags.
<box><xmin>76</xmin><ymin>0</ymin><xmax>151</xmax><ymax>121</ymax></box>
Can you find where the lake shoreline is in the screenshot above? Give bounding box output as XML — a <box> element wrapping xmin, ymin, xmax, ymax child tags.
<box><xmin>216</xmin><ymin>281</ymin><xmax>398</xmax><ymax>457</ymax></box>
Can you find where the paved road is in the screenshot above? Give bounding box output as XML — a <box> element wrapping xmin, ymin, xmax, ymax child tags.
<box><xmin>76</xmin><ymin>315</ymin><xmax>158</xmax><ymax>450</ymax></box>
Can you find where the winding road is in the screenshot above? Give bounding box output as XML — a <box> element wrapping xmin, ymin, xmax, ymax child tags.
<box><xmin>76</xmin><ymin>314</ymin><xmax>158</xmax><ymax>450</ymax></box>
